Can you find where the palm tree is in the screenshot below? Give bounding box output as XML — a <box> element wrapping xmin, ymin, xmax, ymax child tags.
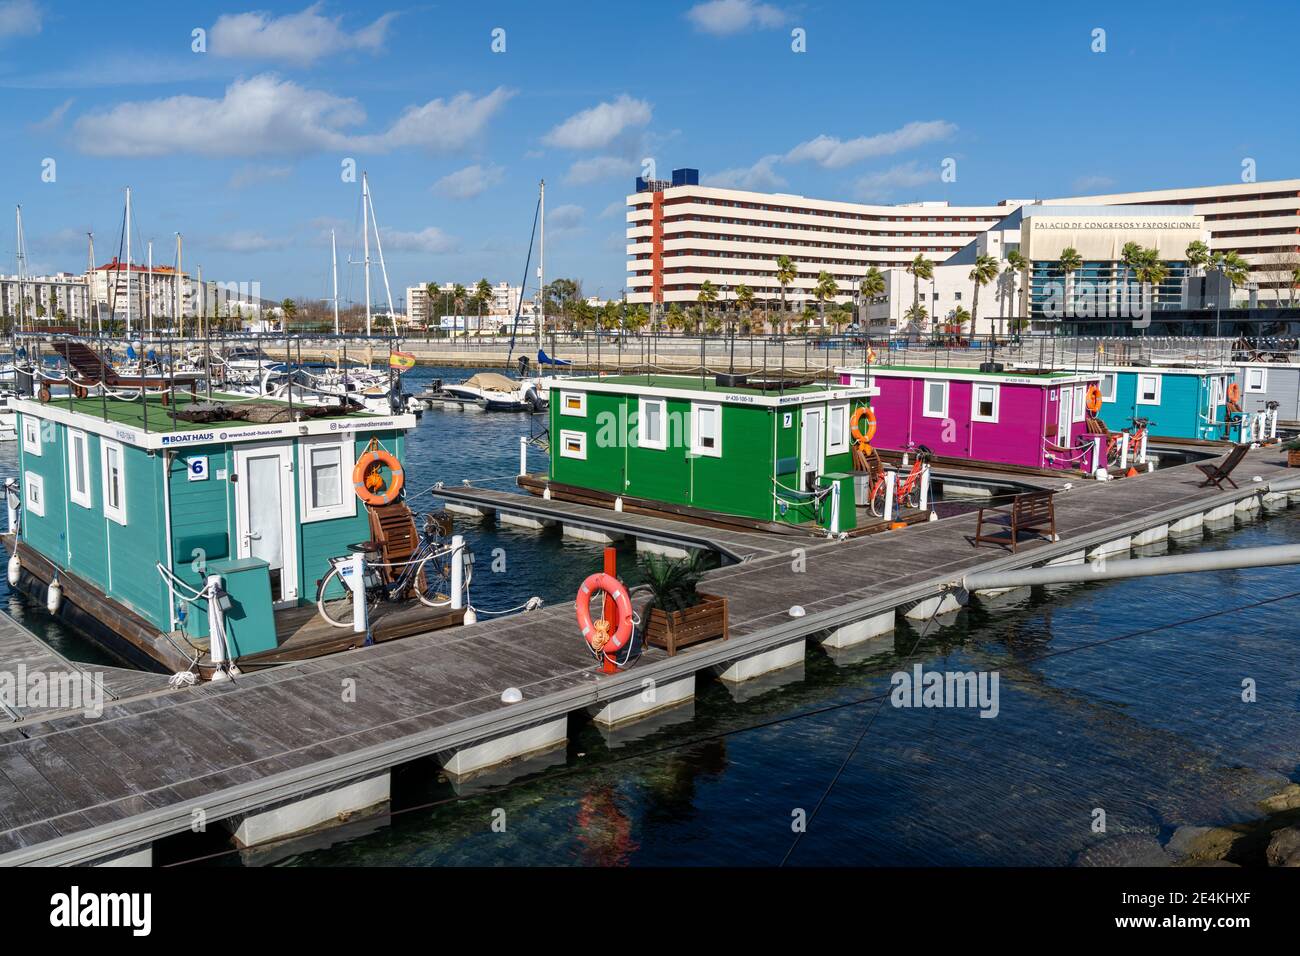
<box><xmin>280</xmin><ymin>297</ymin><xmax>297</xmax><ymax>329</ymax></box>
<box><xmin>775</xmin><ymin>255</ymin><xmax>797</xmax><ymax>323</ymax></box>
<box><xmin>696</xmin><ymin>279</ymin><xmax>718</xmax><ymax>333</ymax></box>
<box><xmin>858</xmin><ymin>266</ymin><xmax>886</xmax><ymax>335</ymax></box>
<box><xmin>906</xmin><ymin>254</ymin><xmax>934</xmax><ymax>335</ymax></box>
<box><xmin>451</xmin><ymin>283</ymin><xmax>467</xmax><ymax>338</ymax></box>
<box><xmin>813</xmin><ymin>270</ymin><xmax>839</xmax><ymax>329</ymax></box>
<box><xmin>968</xmin><ymin>254</ymin><xmax>999</xmax><ymax>340</ymax></box>
<box><xmin>1120</xmin><ymin>241</ymin><xmax>1144</xmax><ymax>314</ymax></box>
<box><xmin>950</xmin><ymin>305</ymin><xmax>971</xmax><ymax>341</ymax></box>
<box><xmin>1003</xmin><ymin>250</ymin><xmax>1028</xmax><ymax>339</ymax></box>
<box><xmin>1056</xmin><ymin>247</ymin><xmax>1083</xmax><ymax>319</ymax></box>
<box><xmin>1133</xmin><ymin>247</ymin><xmax>1169</xmax><ymax>318</ymax></box>
<box><xmin>1290</xmin><ymin>264</ymin><xmax>1300</xmax><ymax>307</ymax></box>
<box><xmin>735</xmin><ymin>284</ymin><xmax>754</xmax><ymax>332</ymax></box>
<box><xmin>475</xmin><ymin>277</ymin><xmax>492</xmax><ymax>337</ymax></box>
<box><xmin>902</xmin><ymin>303</ymin><xmax>928</xmax><ymax>336</ymax></box>
<box><xmin>423</xmin><ymin>281</ymin><xmax>439</xmax><ymax>333</ymax></box>
<box><xmin>1185</xmin><ymin>240</ymin><xmax>1210</xmax><ymax>275</ymax></box>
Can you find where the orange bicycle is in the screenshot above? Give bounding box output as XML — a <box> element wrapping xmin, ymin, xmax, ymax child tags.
<box><xmin>867</xmin><ymin>443</ymin><xmax>933</xmax><ymax>517</ymax></box>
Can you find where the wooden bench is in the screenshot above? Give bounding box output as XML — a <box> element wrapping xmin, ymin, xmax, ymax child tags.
<box><xmin>1195</xmin><ymin>443</ymin><xmax>1250</xmax><ymax>490</ymax></box>
<box><xmin>52</xmin><ymin>341</ymin><xmax>201</xmax><ymax>405</ymax></box>
<box><xmin>972</xmin><ymin>490</ymin><xmax>1057</xmax><ymax>552</ymax></box>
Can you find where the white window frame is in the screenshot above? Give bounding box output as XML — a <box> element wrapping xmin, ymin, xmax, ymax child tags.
<box><xmin>1244</xmin><ymin>368</ymin><xmax>1267</xmax><ymax>393</ymax></box>
<box><xmin>101</xmin><ymin>439</ymin><xmax>127</xmax><ymax>526</ymax></box>
<box><xmin>23</xmin><ymin>471</ymin><xmax>44</xmax><ymax>517</ymax></box>
<box><xmin>1099</xmin><ymin>373</ymin><xmax>1117</xmax><ymax>402</ymax></box>
<box><xmin>558</xmin><ymin>390</ymin><xmax>587</xmax><ymax>417</ymax></box>
<box><xmin>558</xmin><ymin>429</ymin><xmax>587</xmax><ymax>460</ymax></box>
<box><xmin>971</xmin><ymin>383</ymin><xmax>1000</xmax><ymax>424</ymax></box>
<box><xmin>298</xmin><ymin>437</ymin><xmax>356</xmax><ymax>523</ymax></box>
<box><xmin>1072</xmin><ymin>385</ymin><xmax>1086</xmax><ymax>422</ymax></box>
<box><xmin>826</xmin><ymin>403</ymin><xmax>850</xmax><ymax>455</ymax></box>
<box><xmin>1136</xmin><ymin>373</ymin><xmax>1162</xmax><ymax>406</ymax></box>
<box><xmin>638</xmin><ymin>397</ymin><xmax>667</xmax><ymax>450</ymax></box>
<box><xmin>921</xmin><ymin>380</ymin><xmax>949</xmax><ymax>419</ymax></box>
<box><xmin>21</xmin><ymin>416</ymin><xmax>41</xmax><ymax>456</ymax></box>
<box><xmin>690</xmin><ymin>402</ymin><xmax>723</xmax><ymax>458</ymax></box>
<box><xmin>68</xmin><ymin>428</ymin><xmax>93</xmax><ymax>509</ymax></box>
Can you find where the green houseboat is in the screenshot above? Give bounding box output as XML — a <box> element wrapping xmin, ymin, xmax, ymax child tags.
<box><xmin>5</xmin><ymin>391</ymin><xmax>457</xmax><ymax>679</ymax></box>
<box><xmin>542</xmin><ymin>374</ymin><xmax>878</xmax><ymax>532</ymax></box>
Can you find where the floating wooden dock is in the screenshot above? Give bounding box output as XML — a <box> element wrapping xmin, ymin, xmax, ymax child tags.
<box><xmin>0</xmin><ymin>447</ymin><xmax>1297</xmax><ymax>865</ymax></box>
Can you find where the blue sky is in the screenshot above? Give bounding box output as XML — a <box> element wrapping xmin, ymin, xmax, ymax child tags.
<box><xmin>0</xmin><ymin>0</ymin><xmax>1295</xmax><ymax>305</ymax></box>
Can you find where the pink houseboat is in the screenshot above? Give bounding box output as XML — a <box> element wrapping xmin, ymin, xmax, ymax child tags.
<box><xmin>838</xmin><ymin>365</ymin><xmax>1103</xmax><ymax>472</ymax></box>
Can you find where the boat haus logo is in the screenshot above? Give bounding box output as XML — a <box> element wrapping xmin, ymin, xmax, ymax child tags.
<box><xmin>49</xmin><ymin>886</ymin><xmax>151</xmax><ymax>936</ymax></box>
<box><xmin>160</xmin><ymin>430</ymin><xmax>215</xmax><ymax>446</ymax></box>
<box><xmin>0</xmin><ymin>665</ymin><xmax>104</xmax><ymax>718</ymax></box>
<box><xmin>890</xmin><ymin>664</ymin><xmax>1000</xmax><ymax>718</ymax></box>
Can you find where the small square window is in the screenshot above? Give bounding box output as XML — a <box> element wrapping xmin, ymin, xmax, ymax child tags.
<box><xmin>827</xmin><ymin>403</ymin><xmax>849</xmax><ymax>455</ymax></box>
<box><xmin>922</xmin><ymin>380</ymin><xmax>948</xmax><ymax>419</ymax></box>
<box><xmin>691</xmin><ymin>403</ymin><xmax>722</xmax><ymax>457</ymax></box>
<box><xmin>23</xmin><ymin>471</ymin><xmax>44</xmax><ymax>517</ymax></box>
<box><xmin>638</xmin><ymin>398</ymin><xmax>667</xmax><ymax>450</ymax></box>
<box><xmin>1072</xmin><ymin>385</ymin><xmax>1086</xmax><ymax>421</ymax></box>
<box><xmin>300</xmin><ymin>438</ymin><xmax>355</xmax><ymax>522</ymax></box>
<box><xmin>559</xmin><ymin>429</ymin><xmax>586</xmax><ymax>460</ymax></box>
<box><xmin>21</xmin><ymin>417</ymin><xmax>41</xmax><ymax>456</ymax></box>
<box><xmin>1099</xmin><ymin>373</ymin><xmax>1116</xmax><ymax>402</ymax></box>
<box><xmin>101</xmin><ymin>440</ymin><xmax>127</xmax><ymax>525</ymax></box>
<box><xmin>1245</xmin><ymin>369</ymin><xmax>1266</xmax><ymax>393</ymax></box>
<box><xmin>559</xmin><ymin>391</ymin><xmax>587</xmax><ymax>416</ymax></box>
<box><xmin>972</xmin><ymin>384</ymin><xmax>999</xmax><ymax>423</ymax></box>
<box><xmin>1136</xmin><ymin>374</ymin><xmax>1161</xmax><ymax>405</ymax></box>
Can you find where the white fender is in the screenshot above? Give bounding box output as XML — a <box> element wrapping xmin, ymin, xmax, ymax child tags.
<box><xmin>7</xmin><ymin>554</ymin><xmax>19</xmax><ymax>587</ymax></box>
<box><xmin>46</xmin><ymin>576</ymin><xmax>62</xmax><ymax>614</ymax></box>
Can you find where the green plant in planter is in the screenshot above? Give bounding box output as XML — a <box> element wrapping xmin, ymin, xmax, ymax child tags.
<box><xmin>1284</xmin><ymin>437</ymin><xmax>1300</xmax><ymax>452</ymax></box>
<box><xmin>641</xmin><ymin>551</ymin><xmax>708</xmax><ymax>614</ymax></box>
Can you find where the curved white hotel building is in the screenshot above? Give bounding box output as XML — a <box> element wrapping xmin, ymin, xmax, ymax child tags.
<box><xmin>625</xmin><ymin>169</ymin><xmax>1300</xmax><ymax>325</ymax></box>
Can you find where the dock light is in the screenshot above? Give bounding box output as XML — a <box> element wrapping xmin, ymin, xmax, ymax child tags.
<box><xmin>788</xmin><ymin>605</ymin><xmax>806</xmax><ymax>618</ymax></box>
<box><xmin>500</xmin><ymin>687</ymin><xmax>523</xmax><ymax>704</ymax></box>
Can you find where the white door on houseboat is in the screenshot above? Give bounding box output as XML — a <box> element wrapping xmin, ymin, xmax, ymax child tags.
<box><xmin>1056</xmin><ymin>388</ymin><xmax>1071</xmax><ymax>443</ymax></box>
<box><xmin>801</xmin><ymin>407</ymin><xmax>824</xmax><ymax>492</ymax></box>
<box><xmin>233</xmin><ymin>442</ymin><xmax>299</xmax><ymax>605</ymax></box>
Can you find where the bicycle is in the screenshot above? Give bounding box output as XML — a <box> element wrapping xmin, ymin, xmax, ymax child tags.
<box><xmin>867</xmin><ymin>442</ymin><xmax>933</xmax><ymax>517</ymax></box>
<box><xmin>315</xmin><ymin>512</ymin><xmax>470</xmax><ymax>628</ymax></box>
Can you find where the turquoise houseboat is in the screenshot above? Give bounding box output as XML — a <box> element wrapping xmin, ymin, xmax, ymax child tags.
<box><xmin>7</xmin><ymin>392</ymin><xmax>436</xmax><ymax>677</ymax></box>
<box><xmin>543</xmin><ymin>374</ymin><xmax>876</xmax><ymax>532</ymax></box>
<box><xmin>1090</xmin><ymin>365</ymin><xmax>1234</xmax><ymax>441</ymax></box>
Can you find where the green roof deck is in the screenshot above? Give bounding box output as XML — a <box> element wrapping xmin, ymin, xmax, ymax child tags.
<box><xmin>867</xmin><ymin>364</ymin><xmax>1086</xmax><ymax>379</ymax></box>
<box><xmin>25</xmin><ymin>392</ymin><xmax>387</xmax><ymax>433</ymax></box>
<box><xmin>569</xmin><ymin>373</ymin><xmax>844</xmax><ymax>396</ymax></box>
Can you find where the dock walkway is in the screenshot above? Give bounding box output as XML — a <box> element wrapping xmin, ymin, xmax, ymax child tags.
<box><xmin>0</xmin><ymin>447</ymin><xmax>1296</xmax><ymax>865</ymax></box>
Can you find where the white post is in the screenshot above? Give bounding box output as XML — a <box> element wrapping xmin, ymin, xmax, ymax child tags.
<box><xmin>450</xmin><ymin>535</ymin><xmax>465</xmax><ymax>611</ymax></box>
<box><xmin>829</xmin><ymin>480</ymin><xmax>841</xmax><ymax>534</ymax></box>
<box><xmin>5</xmin><ymin>479</ymin><xmax>19</xmax><ymax>532</ymax></box>
<box><xmin>206</xmin><ymin>573</ymin><xmax>227</xmax><ymax>667</ymax></box>
<box><xmin>883</xmin><ymin>469</ymin><xmax>896</xmax><ymax>522</ymax></box>
<box><xmin>1091</xmin><ymin>435</ymin><xmax>1102</xmax><ymax>474</ymax></box>
<box><xmin>1270</xmin><ymin>408</ymin><xmax>1279</xmax><ymax>439</ymax></box>
<box><xmin>1119</xmin><ymin>432</ymin><xmax>1130</xmax><ymax>470</ymax></box>
<box><xmin>519</xmin><ymin>435</ymin><xmax>528</xmax><ymax>476</ymax></box>
<box><xmin>1138</xmin><ymin>430</ymin><xmax>1148</xmax><ymax>464</ymax></box>
<box><xmin>348</xmin><ymin>552</ymin><xmax>367</xmax><ymax>634</ymax></box>
<box><xmin>918</xmin><ymin>463</ymin><xmax>931</xmax><ymax>511</ymax></box>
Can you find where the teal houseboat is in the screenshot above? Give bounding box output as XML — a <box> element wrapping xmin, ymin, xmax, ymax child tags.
<box><xmin>1091</xmin><ymin>365</ymin><xmax>1235</xmax><ymax>442</ymax></box>
<box><xmin>542</xmin><ymin>374</ymin><xmax>877</xmax><ymax>532</ymax></box>
<box><xmin>6</xmin><ymin>392</ymin><xmax>453</xmax><ymax>678</ymax></box>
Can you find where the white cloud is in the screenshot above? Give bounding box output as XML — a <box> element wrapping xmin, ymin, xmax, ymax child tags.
<box><xmin>1071</xmin><ymin>174</ymin><xmax>1115</xmax><ymax>193</ymax></box>
<box><xmin>30</xmin><ymin>96</ymin><xmax>72</xmax><ymax>131</ymax></box>
<box><xmin>786</xmin><ymin>120</ymin><xmax>957</xmax><ymax>169</ymax></box>
<box><xmin>229</xmin><ymin>163</ymin><xmax>294</xmax><ymax>189</ymax></box>
<box><xmin>685</xmin><ymin>0</ymin><xmax>788</xmax><ymax>35</ymax></box>
<box><xmin>564</xmin><ymin>155</ymin><xmax>635</xmax><ymax>185</ymax></box>
<box><xmin>543</xmin><ymin>94</ymin><xmax>651</xmax><ymax>150</ymax></box>
<box><xmin>703</xmin><ymin>155</ymin><xmax>786</xmax><ymax>190</ymax></box>
<box><xmin>853</xmin><ymin>161</ymin><xmax>940</xmax><ymax>201</ymax></box>
<box><xmin>599</xmin><ymin>201</ymin><xmax>625</xmax><ymax>219</ymax></box>
<box><xmin>72</xmin><ymin>75</ymin><xmax>511</xmax><ymax>157</ymax></box>
<box><xmin>432</xmin><ymin>163</ymin><xmax>505</xmax><ymax>200</ymax></box>
<box><xmin>0</xmin><ymin>0</ymin><xmax>42</xmax><ymax>39</ymax></box>
<box><xmin>211</xmin><ymin>4</ymin><xmax>396</xmax><ymax>66</ymax></box>
<box><xmin>379</xmin><ymin>226</ymin><xmax>459</xmax><ymax>255</ymax></box>
<box><xmin>548</xmin><ymin>204</ymin><xmax>584</xmax><ymax>230</ymax></box>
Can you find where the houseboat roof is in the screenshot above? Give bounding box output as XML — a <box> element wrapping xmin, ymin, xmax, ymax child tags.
<box><xmin>12</xmin><ymin>393</ymin><xmax>417</xmax><ymax>451</ymax></box>
<box><xmin>1083</xmin><ymin>363</ymin><xmax>1231</xmax><ymax>376</ymax></box>
<box><xmin>838</xmin><ymin>364</ymin><xmax>1098</xmax><ymax>386</ymax></box>
<box><xmin>555</xmin><ymin>374</ymin><xmax>877</xmax><ymax>405</ymax></box>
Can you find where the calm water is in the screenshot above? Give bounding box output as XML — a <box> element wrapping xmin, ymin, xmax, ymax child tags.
<box><xmin>3</xmin><ymin>366</ymin><xmax>1298</xmax><ymax>866</ymax></box>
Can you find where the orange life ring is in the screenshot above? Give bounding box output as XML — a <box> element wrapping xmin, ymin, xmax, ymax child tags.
<box><xmin>352</xmin><ymin>448</ymin><xmax>405</xmax><ymax>505</ymax></box>
<box><xmin>850</xmin><ymin>405</ymin><xmax>877</xmax><ymax>449</ymax></box>
<box><xmin>1085</xmin><ymin>384</ymin><xmax>1103</xmax><ymax>414</ymax></box>
<box><xmin>1226</xmin><ymin>382</ymin><xmax>1241</xmax><ymax>404</ymax></box>
<box><xmin>576</xmin><ymin>572</ymin><xmax>633</xmax><ymax>657</ymax></box>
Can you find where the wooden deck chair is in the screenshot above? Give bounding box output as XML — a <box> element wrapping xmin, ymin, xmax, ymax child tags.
<box><xmin>52</xmin><ymin>341</ymin><xmax>199</xmax><ymax>405</ymax></box>
<box><xmin>1195</xmin><ymin>444</ymin><xmax>1250</xmax><ymax>490</ymax></box>
<box><xmin>366</xmin><ymin>501</ymin><xmax>420</xmax><ymax>586</ymax></box>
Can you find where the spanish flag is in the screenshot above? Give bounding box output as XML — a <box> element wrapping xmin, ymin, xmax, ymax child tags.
<box><xmin>389</xmin><ymin>350</ymin><xmax>416</xmax><ymax>371</ymax></box>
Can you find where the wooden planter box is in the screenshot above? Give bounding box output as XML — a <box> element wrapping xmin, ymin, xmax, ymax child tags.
<box><xmin>644</xmin><ymin>593</ymin><xmax>729</xmax><ymax>656</ymax></box>
<box><xmin>1288</xmin><ymin>449</ymin><xmax>1300</xmax><ymax>468</ymax></box>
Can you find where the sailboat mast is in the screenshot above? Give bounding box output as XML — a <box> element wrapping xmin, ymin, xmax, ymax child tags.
<box><xmin>538</xmin><ymin>179</ymin><xmax>545</xmax><ymax>343</ymax></box>
<box><xmin>147</xmin><ymin>240</ymin><xmax>153</xmax><ymax>336</ymax></box>
<box><xmin>331</xmin><ymin>229</ymin><xmax>339</xmax><ymax>335</ymax></box>
<box><xmin>15</xmin><ymin>205</ymin><xmax>25</xmax><ymax>333</ymax></box>
<box><xmin>87</xmin><ymin>232</ymin><xmax>96</xmax><ymax>334</ymax></box>
<box><xmin>362</xmin><ymin>172</ymin><xmax>372</xmax><ymax>338</ymax></box>
<box><xmin>125</xmin><ymin>186</ymin><xmax>132</xmax><ymax>335</ymax></box>
<box><xmin>365</xmin><ymin>180</ymin><xmax>397</xmax><ymax>335</ymax></box>
<box><xmin>175</xmin><ymin>233</ymin><xmax>182</xmax><ymax>335</ymax></box>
